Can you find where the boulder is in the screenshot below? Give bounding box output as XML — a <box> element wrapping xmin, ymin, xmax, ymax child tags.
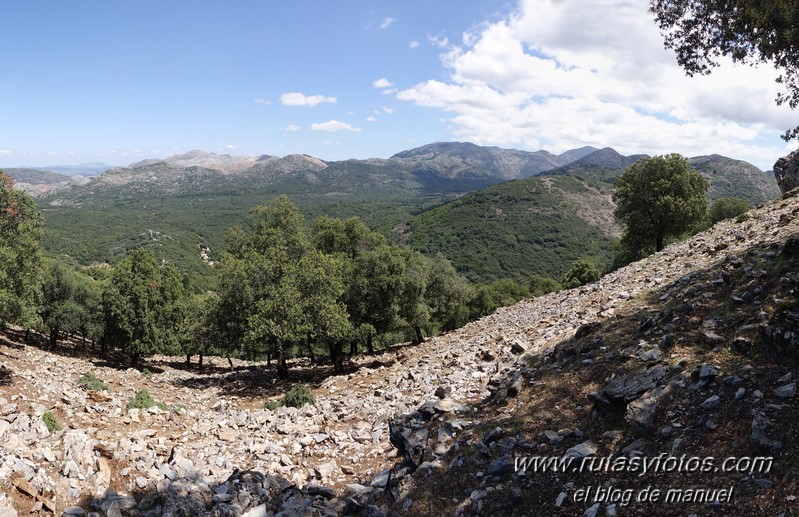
<box><xmin>601</xmin><ymin>366</ymin><xmax>669</xmax><ymax>403</ymax></box>
<box><xmin>774</xmin><ymin>149</ymin><xmax>799</xmax><ymax>194</ymax></box>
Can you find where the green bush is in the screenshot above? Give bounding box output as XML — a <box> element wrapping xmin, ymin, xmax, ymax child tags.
<box><xmin>127</xmin><ymin>389</ymin><xmax>168</xmax><ymax>411</ymax></box>
<box><xmin>736</xmin><ymin>213</ymin><xmax>750</xmax><ymax>223</ymax></box>
<box><xmin>283</xmin><ymin>385</ymin><xmax>315</xmax><ymax>408</ymax></box>
<box><xmin>528</xmin><ymin>275</ymin><xmax>561</xmax><ymax>297</ymax></box>
<box><xmin>560</xmin><ymin>260</ymin><xmax>601</xmax><ymax>289</ymax></box>
<box><xmin>77</xmin><ymin>372</ymin><xmax>109</xmax><ymax>391</ymax></box>
<box><xmin>710</xmin><ymin>197</ymin><xmax>752</xmax><ymax>224</ymax></box>
<box><xmin>42</xmin><ymin>411</ymin><xmax>61</xmax><ymax>432</ymax></box>
<box><xmin>264</xmin><ymin>400</ymin><xmax>281</xmax><ymax>411</ymax></box>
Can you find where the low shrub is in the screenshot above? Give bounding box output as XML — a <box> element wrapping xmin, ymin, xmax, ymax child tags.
<box><xmin>42</xmin><ymin>411</ymin><xmax>61</xmax><ymax>432</ymax></box>
<box><xmin>283</xmin><ymin>385</ymin><xmax>315</xmax><ymax>408</ymax></box>
<box><xmin>127</xmin><ymin>389</ymin><xmax>168</xmax><ymax>411</ymax></box>
<box><xmin>77</xmin><ymin>372</ymin><xmax>109</xmax><ymax>391</ymax></box>
<box><xmin>263</xmin><ymin>400</ymin><xmax>281</xmax><ymax>411</ymax></box>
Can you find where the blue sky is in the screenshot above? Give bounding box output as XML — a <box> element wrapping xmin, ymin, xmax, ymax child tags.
<box><xmin>1</xmin><ymin>0</ymin><xmax>794</xmax><ymax>170</ymax></box>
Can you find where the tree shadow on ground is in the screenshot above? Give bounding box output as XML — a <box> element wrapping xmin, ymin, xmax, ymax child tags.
<box><xmin>168</xmin><ymin>355</ymin><xmax>380</xmax><ymax>399</ymax></box>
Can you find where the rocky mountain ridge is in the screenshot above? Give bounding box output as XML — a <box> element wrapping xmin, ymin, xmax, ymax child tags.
<box><xmin>1</xmin><ymin>188</ymin><xmax>798</xmax><ymax>515</ymax></box>
<box><xmin>5</xmin><ymin>143</ymin><xmax>778</xmax><ymax>203</ymax></box>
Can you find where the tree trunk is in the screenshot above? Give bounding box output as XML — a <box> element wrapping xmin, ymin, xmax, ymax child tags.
<box><xmin>329</xmin><ymin>341</ymin><xmax>344</xmax><ymax>374</ymax></box>
<box><xmin>24</xmin><ymin>329</ymin><xmax>30</xmax><ymax>343</ymax></box>
<box><xmin>267</xmin><ymin>352</ymin><xmax>272</xmax><ymax>368</ymax></box>
<box><xmin>198</xmin><ymin>354</ymin><xmax>204</xmax><ymax>370</ymax></box>
<box><xmin>227</xmin><ymin>354</ymin><xmax>234</xmax><ymax>370</ymax></box>
<box><xmin>367</xmin><ymin>333</ymin><xmax>374</xmax><ymax>355</ymax></box>
<box><xmin>100</xmin><ymin>335</ymin><xmax>107</xmax><ymax>357</ymax></box>
<box><xmin>414</xmin><ymin>325</ymin><xmax>423</xmax><ymax>344</ymax></box>
<box><xmin>277</xmin><ymin>344</ymin><xmax>289</xmax><ymax>380</ymax></box>
<box><xmin>186</xmin><ymin>354</ymin><xmax>191</xmax><ymax>367</ymax></box>
<box><xmin>306</xmin><ymin>339</ymin><xmax>316</xmax><ymax>362</ymax></box>
<box><xmin>131</xmin><ymin>351</ymin><xmax>140</xmax><ymax>366</ymax></box>
<box><xmin>49</xmin><ymin>327</ymin><xmax>59</xmax><ymax>349</ymax></box>
<box><xmin>656</xmin><ymin>235</ymin><xmax>665</xmax><ymax>252</ymax></box>
<box><xmin>349</xmin><ymin>339</ymin><xmax>358</xmax><ymax>356</ymax></box>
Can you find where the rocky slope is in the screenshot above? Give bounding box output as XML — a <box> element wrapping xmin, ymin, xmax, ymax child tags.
<box><xmin>1</xmin><ymin>192</ymin><xmax>798</xmax><ymax>517</ymax></box>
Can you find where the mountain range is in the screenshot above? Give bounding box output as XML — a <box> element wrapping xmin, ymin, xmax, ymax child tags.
<box><xmin>3</xmin><ymin>142</ymin><xmax>781</xmax><ymax>288</ymax></box>
<box><xmin>5</xmin><ymin>143</ymin><xmax>778</xmax><ymax>204</ymax></box>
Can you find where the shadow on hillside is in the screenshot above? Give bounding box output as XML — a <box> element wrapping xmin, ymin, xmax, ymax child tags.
<box><xmin>390</xmin><ymin>232</ymin><xmax>799</xmax><ymax>516</ymax></box>
<box><xmin>168</xmin><ymin>354</ymin><xmax>385</xmax><ymax>399</ymax></box>
<box><xmin>66</xmin><ymin>469</ymin><xmax>352</xmax><ymax>517</ymax></box>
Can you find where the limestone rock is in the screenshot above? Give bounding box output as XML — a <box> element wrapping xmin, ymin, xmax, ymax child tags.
<box><xmin>774</xmin><ymin>149</ymin><xmax>799</xmax><ymax>194</ymax></box>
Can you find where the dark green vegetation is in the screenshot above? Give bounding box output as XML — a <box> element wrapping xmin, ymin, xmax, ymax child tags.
<box><xmin>651</xmin><ymin>0</ymin><xmax>799</xmax><ymax>140</ymax></box>
<box><xmin>127</xmin><ymin>389</ymin><xmax>168</xmax><ymax>411</ymax></box>
<box><xmin>614</xmin><ymin>154</ymin><xmax>709</xmax><ymax>254</ymax></box>
<box><xmin>709</xmin><ymin>197</ymin><xmax>752</xmax><ymax>224</ymax></box>
<box><xmin>689</xmin><ymin>154</ymin><xmax>780</xmax><ymax>204</ymax></box>
<box><xmin>27</xmin><ymin>144</ymin><xmax>778</xmax><ymax>291</ymax></box>
<box><xmin>41</xmin><ymin>411</ymin><xmax>61</xmax><ymax>432</ymax></box>
<box><xmin>282</xmin><ymin>385</ymin><xmax>316</xmax><ymax>408</ymax></box>
<box><xmin>406</xmin><ymin>174</ymin><xmax>620</xmax><ymax>284</ymax></box>
<box><xmin>77</xmin><ymin>372</ymin><xmax>109</xmax><ymax>391</ymax></box>
<box><xmin>0</xmin><ymin>142</ymin><xmax>782</xmax><ymax>383</ymax></box>
<box><xmin>0</xmin><ymin>173</ymin><xmax>515</xmax><ymax>381</ymax></box>
<box><xmin>0</xmin><ymin>174</ymin><xmax>43</xmax><ymax>330</ymax></box>
<box><xmin>549</xmin><ymin>149</ymin><xmax>778</xmax><ymax>206</ymax></box>
<box><xmin>559</xmin><ymin>259</ymin><xmax>601</xmax><ymax>289</ymax></box>
<box><xmin>213</xmin><ymin>196</ymin><xmax>475</xmax><ymax>377</ymax></box>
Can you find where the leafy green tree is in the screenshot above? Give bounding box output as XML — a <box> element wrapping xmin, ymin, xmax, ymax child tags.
<box><xmin>294</xmin><ymin>251</ymin><xmax>351</xmax><ymax>373</ymax></box>
<box><xmin>39</xmin><ymin>264</ymin><xmax>79</xmax><ymax>348</ymax></box>
<box><xmin>212</xmin><ymin>249</ymin><xmax>255</xmax><ymax>361</ymax></box>
<box><xmin>312</xmin><ymin>216</ymin><xmax>385</xmax><ymax>259</ymax></box>
<box><xmin>347</xmin><ymin>244</ymin><xmax>405</xmax><ymax>353</ymax></box>
<box><xmin>613</xmin><ymin>154</ymin><xmax>708</xmax><ymax>253</ymax></box>
<box><xmin>102</xmin><ymin>249</ymin><xmax>187</xmax><ymax>364</ymax></box>
<box><xmin>215</xmin><ymin>196</ymin><xmax>309</xmax><ymax>369</ymax></box>
<box><xmin>560</xmin><ymin>260</ymin><xmax>601</xmax><ymax>289</ymax></box>
<box><xmin>71</xmin><ymin>273</ymin><xmax>104</xmax><ymax>348</ymax></box>
<box><xmin>0</xmin><ymin>173</ymin><xmax>43</xmax><ymax>330</ymax></box>
<box><xmin>709</xmin><ymin>197</ymin><xmax>751</xmax><ymax>223</ymax></box>
<box><xmin>397</xmin><ymin>249</ymin><xmax>431</xmax><ymax>343</ymax></box>
<box><xmin>651</xmin><ymin>1</ymin><xmax>799</xmax><ymax>140</ymax></box>
<box><xmin>528</xmin><ymin>275</ymin><xmax>561</xmax><ymax>297</ymax></box>
<box><xmin>425</xmin><ymin>253</ymin><xmax>472</xmax><ymax>332</ymax></box>
<box><xmin>180</xmin><ymin>293</ymin><xmax>219</xmax><ymax>369</ymax></box>
<box><xmin>217</xmin><ymin>196</ymin><xmax>354</xmax><ymax>377</ymax></box>
<box><xmin>468</xmin><ymin>279</ymin><xmax>529</xmax><ymax>319</ymax></box>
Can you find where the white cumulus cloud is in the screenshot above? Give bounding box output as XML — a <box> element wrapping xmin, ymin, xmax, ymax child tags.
<box><xmin>254</xmin><ymin>98</ymin><xmax>271</xmax><ymax>105</ymax></box>
<box><xmin>366</xmin><ymin>116</ymin><xmax>378</xmax><ymax>122</ymax></box>
<box><xmin>372</xmin><ymin>78</ymin><xmax>394</xmax><ymax>88</ymax></box>
<box><xmin>280</xmin><ymin>92</ymin><xmax>337</xmax><ymax>107</ymax></box>
<box><xmin>284</xmin><ymin>124</ymin><xmax>302</xmax><ymax>132</ymax></box>
<box><xmin>409</xmin><ymin>40</ymin><xmax>420</xmax><ymax>49</ymax></box>
<box><xmin>397</xmin><ymin>0</ymin><xmax>795</xmax><ymax>169</ymax></box>
<box><xmin>311</xmin><ymin>120</ymin><xmax>362</xmax><ymax>133</ymax></box>
<box><xmin>380</xmin><ymin>17</ymin><xmax>396</xmax><ymax>29</ymax></box>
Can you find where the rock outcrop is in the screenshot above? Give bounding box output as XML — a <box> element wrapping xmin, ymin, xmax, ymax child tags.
<box><xmin>773</xmin><ymin>148</ymin><xmax>799</xmax><ymax>194</ymax></box>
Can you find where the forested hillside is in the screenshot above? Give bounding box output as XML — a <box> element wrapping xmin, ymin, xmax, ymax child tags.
<box><xmin>404</xmin><ymin>175</ymin><xmax>620</xmax><ymax>283</ymax></box>
<box><xmin>25</xmin><ymin>143</ymin><xmax>780</xmax><ymax>291</ymax></box>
